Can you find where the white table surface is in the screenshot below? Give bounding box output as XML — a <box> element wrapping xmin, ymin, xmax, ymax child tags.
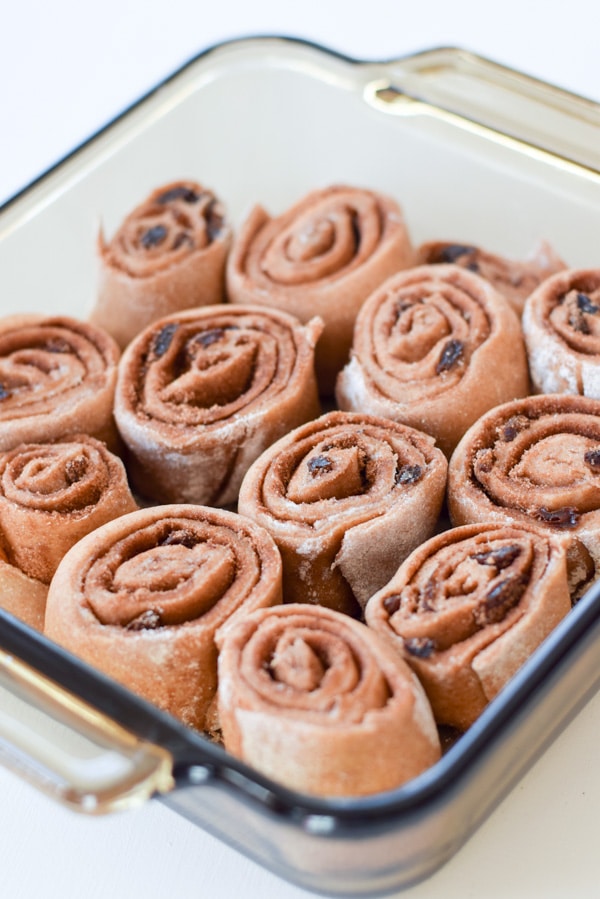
<box><xmin>1</xmin><ymin>2</ymin><xmax>599</xmax><ymax>897</ymax></box>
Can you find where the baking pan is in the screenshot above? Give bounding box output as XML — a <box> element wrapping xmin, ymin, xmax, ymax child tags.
<box><xmin>1</xmin><ymin>35</ymin><xmax>600</xmax><ymax>897</ymax></box>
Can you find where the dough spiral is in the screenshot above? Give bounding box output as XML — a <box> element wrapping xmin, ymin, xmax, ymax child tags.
<box><xmin>227</xmin><ymin>184</ymin><xmax>414</xmax><ymax>393</ymax></box>
<box><xmin>238</xmin><ymin>410</ymin><xmax>447</xmax><ymax>616</ymax></box>
<box><xmin>217</xmin><ymin>602</ymin><xmax>440</xmax><ymax>797</ymax></box>
<box><xmin>114</xmin><ymin>305</ymin><xmax>322</xmax><ymax>505</ymax></box>
<box><xmin>336</xmin><ymin>264</ymin><xmax>530</xmax><ymax>456</ymax></box>
<box><xmin>0</xmin><ymin>314</ymin><xmax>120</xmax><ymax>452</ymax></box>
<box><xmin>44</xmin><ymin>504</ymin><xmax>282</xmax><ymax>732</ymax></box>
<box><xmin>448</xmin><ymin>393</ymin><xmax>600</xmax><ymax>596</ymax></box>
<box><xmin>91</xmin><ymin>180</ymin><xmax>232</xmax><ymax>347</ymax></box>
<box><xmin>365</xmin><ymin>522</ymin><xmax>571</xmax><ymax>730</ymax></box>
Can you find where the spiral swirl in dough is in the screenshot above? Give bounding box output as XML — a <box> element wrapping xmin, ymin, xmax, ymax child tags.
<box><xmin>448</xmin><ymin>393</ymin><xmax>600</xmax><ymax>596</ymax></box>
<box><xmin>114</xmin><ymin>305</ymin><xmax>322</xmax><ymax>505</ymax></box>
<box><xmin>522</xmin><ymin>268</ymin><xmax>600</xmax><ymax>397</ymax></box>
<box><xmin>91</xmin><ymin>180</ymin><xmax>232</xmax><ymax>348</ymax></box>
<box><xmin>0</xmin><ymin>435</ymin><xmax>137</xmax><ymax>584</ymax></box>
<box><xmin>227</xmin><ymin>184</ymin><xmax>414</xmax><ymax>393</ymax></box>
<box><xmin>216</xmin><ymin>602</ymin><xmax>440</xmax><ymax>797</ymax></box>
<box><xmin>44</xmin><ymin>504</ymin><xmax>282</xmax><ymax>732</ymax></box>
<box><xmin>238</xmin><ymin>410</ymin><xmax>447</xmax><ymax>616</ymax></box>
<box><xmin>0</xmin><ymin>314</ymin><xmax>120</xmax><ymax>452</ymax></box>
<box><xmin>336</xmin><ymin>264</ymin><xmax>530</xmax><ymax>456</ymax></box>
<box><xmin>365</xmin><ymin>522</ymin><xmax>571</xmax><ymax>730</ymax></box>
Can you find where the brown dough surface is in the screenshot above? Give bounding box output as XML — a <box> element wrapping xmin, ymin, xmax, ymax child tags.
<box><xmin>0</xmin><ymin>434</ymin><xmax>137</xmax><ymax>583</ymax></box>
<box><xmin>336</xmin><ymin>264</ymin><xmax>530</xmax><ymax>456</ymax></box>
<box><xmin>0</xmin><ymin>314</ymin><xmax>120</xmax><ymax>452</ymax></box>
<box><xmin>448</xmin><ymin>393</ymin><xmax>600</xmax><ymax>597</ymax></box>
<box><xmin>44</xmin><ymin>504</ymin><xmax>282</xmax><ymax>732</ymax></box>
<box><xmin>0</xmin><ymin>548</ymin><xmax>47</xmax><ymax>631</ymax></box>
<box><xmin>365</xmin><ymin>522</ymin><xmax>571</xmax><ymax>730</ymax></box>
<box><xmin>216</xmin><ymin>602</ymin><xmax>440</xmax><ymax>797</ymax></box>
<box><xmin>91</xmin><ymin>180</ymin><xmax>232</xmax><ymax>348</ymax></box>
<box><xmin>238</xmin><ymin>410</ymin><xmax>448</xmax><ymax>617</ymax></box>
<box><xmin>418</xmin><ymin>239</ymin><xmax>565</xmax><ymax>317</ymax></box>
<box><xmin>226</xmin><ymin>184</ymin><xmax>415</xmax><ymax>393</ymax></box>
<box><xmin>114</xmin><ymin>305</ymin><xmax>322</xmax><ymax>506</ymax></box>
<box><xmin>522</xmin><ymin>268</ymin><xmax>600</xmax><ymax>396</ymax></box>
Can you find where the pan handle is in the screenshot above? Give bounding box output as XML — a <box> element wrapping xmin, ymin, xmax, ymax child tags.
<box><xmin>0</xmin><ymin>646</ymin><xmax>174</xmax><ymax>813</ymax></box>
<box><xmin>366</xmin><ymin>46</ymin><xmax>600</xmax><ymax>175</ymax></box>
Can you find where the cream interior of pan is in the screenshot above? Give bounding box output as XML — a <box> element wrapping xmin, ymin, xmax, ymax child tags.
<box><xmin>0</xmin><ymin>39</ymin><xmax>599</xmax><ymax>323</ymax></box>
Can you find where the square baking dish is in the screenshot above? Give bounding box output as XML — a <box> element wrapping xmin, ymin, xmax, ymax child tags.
<box><xmin>1</xmin><ymin>35</ymin><xmax>600</xmax><ymax>897</ymax></box>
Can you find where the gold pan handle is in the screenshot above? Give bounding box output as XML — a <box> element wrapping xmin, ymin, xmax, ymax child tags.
<box><xmin>0</xmin><ymin>647</ymin><xmax>174</xmax><ymax>813</ymax></box>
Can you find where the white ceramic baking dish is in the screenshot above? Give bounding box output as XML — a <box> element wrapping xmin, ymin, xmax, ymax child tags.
<box><xmin>1</xmin><ymin>35</ymin><xmax>599</xmax><ymax>897</ymax></box>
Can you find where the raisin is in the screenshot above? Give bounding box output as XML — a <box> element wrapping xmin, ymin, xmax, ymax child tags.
<box><xmin>382</xmin><ymin>594</ymin><xmax>401</xmax><ymax>615</ymax></box>
<box><xmin>126</xmin><ymin>609</ymin><xmax>162</xmax><ymax>631</ymax></box>
<box><xmin>499</xmin><ymin>415</ymin><xmax>528</xmax><ymax>442</ymax></box>
<box><xmin>307</xmin><ymin>455</ymin><xmax>333</xmax><ymax>475</ymax></box>
<box><xmin>157</xmin><ymin>186</ymin><xmax>201</xmax><ymax>204</ymax></box>
<box><xmin>471</xmin><ymin>544</ymin><xmax>521</xmax><ymax>570</ymax></box>
<box><xmin>350</xmin><ymin>211</ymin><xmax>361</xmax><ymax>251</ymax></box>
<box><xmin>584</xmin><ymin>448</ymin><xmax>600</xmax><ymax>470</ymax></box>
<box><xmin>196</xmin><ymin>328</ymin><xmax>225</xmax><ymax>348</ymax></box>
<box><xmin>205</xmin><ymin>200</ymin><xmax>224</xmax><ymax>241</ymax></box>
<box><xmin>577</xmin><ymin>292</ymin><xmax>600</xmax><ymax>315</ymax></box>
<box><xmin>404</xmin><ymin>636</ymin><xmax>436</xmax><ymax>659</ymax></box>
<box><xmin>569</xmin><ymin>309</ymin><xmax>590</xmax><ymax>334</ymax></box>
<box><xmin>394</xmin><ymin>300</ymin><xmax>415</xmax><ymax>320</ymax></box>
<box><xmin>436</xmin><ymin>339</ymin><xmax>464</xmax><ymax>374</ymax></box>
<box><xmin>535</xmin><ymin>506</ymin><xmax>580</xmax><ymax>528</ymax></box>
<box><xmin>474</xmin><ymin>575</ymin><xmax>527</xmax><ymax>626</ymax></box>
<box><xmin>395</xmin><ymin>464</ymin><xmax>423</xmax><ymax>486</ymax></box>
<box><xmin>432</xmin><ymin>244</ymin><xmax>477</xmax><ymax>264</ymax></box>
<box><xmin>45</xmin><ymin>338</ymin><xmax>71</xmax><ymax>354</ymax></box>
<box><xmin>152</xmin><ymin>323</ymin><xmax>178</xmax><ymax>358</ymax></box>
<box><xmin>161</xmin><ymin>529</ymin><xmax>197</xmax><ymax>548</ymax></box>
<box><xmin>141</xmin><ymin>224</ymin><xmax>168</xmax><ymax>249</ymax></box>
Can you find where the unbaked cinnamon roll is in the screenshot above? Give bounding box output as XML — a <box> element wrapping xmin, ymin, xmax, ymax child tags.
<box><xmin>91</xmin><ymin>180</ymin><xmax>232</xmax><ymax>348</ymax></box>
<box><xmin>0</xmin><ymin>435</ymin><xmax>137</xmax><ymax>584</ymax></box>
<box><xmin>44</xmin><ymin>504</ymin><xmax>282</xmax><ymax>732</ymax></box>
<box><xmin>448</xmin><ymin>393</ymin><xmax>600</xmax><ymax>597</ymax></box>
<box><xmin>365</xmin><ymin>522</ymin><xmax>571</xmax><ymax>730</ymax></box>
<box><xmin>522</xmin><ymin>268</ymin><xmax>600</xmax><ymax>396</ymax></box>
<box><xmin>216</xmin><ymin>603</ymin><xmax>441</xmax><ymax>797</ymax></box>
<box><xmin>0</xmin><ymin>548</ymin><xmax>47</xmax><ymax>631</ymax></box>
<box><xmin>418</xmin><ymin>239</ymin><xmax>565</xmax><ymax>317</ymax></box>
<box><xmin>335</xmin><ymin>264</ymin><xmax>530</xmax><ymax>456</ymax></box>
<box><xmin>114</xmin><ymin>305</ymin><xmax>322</xmax><ymax>505</ymax></box>
<box><xmin>0</xmin><ymin>315</ymin><xmax>120</xmax><ymax>452</ymax></box>
<box><xmin>226</xmin><ymin>184</ymin><xmax>414</xmax><ymax>393</ymax></box>
<box><xmin>237</xmin><ymin>411</ymin><xmax>448</xmax><ymax>617</ymax></box>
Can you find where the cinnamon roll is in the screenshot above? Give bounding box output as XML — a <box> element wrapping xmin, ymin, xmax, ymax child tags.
<box><xmin>114</xmin><ymin>305</ymin><xmax>322</xmax><ymax>505</ymax></box>
<box><xmin>418</xmin><ymin>239</ymin><xmax>565</xmax><ymax>317</ymax></box>
<box><xmin>335</xmin><ymin>264</ymin><xmax>530</xmax><ymax>456</ymax></box>
<box><xmin>226</xmin><ymin>184</ymin><xmax>414</xmax><ymax>393</ymax></box>
<box><xmin>0</xmin><ymin>435</ymin><xmax>137</xmax><ymax>584</ymax></box>
<box><xmin>0</xmin><ymin>315</ymin><xmax>120</xmax><ymax>452</ymax></box>
<box><xmin>91</xmin><ymin>180</ymin><xmax>232</xmax><ymax>348</ymax></box>
<box><xmin>365</xmin><ymin>522</ymin><xmax>571</xmax><ymax>730</ymax></box>
<box><xmin>522</xmin><ymin>268</ymin><xmax>600</xmax><ymax>397</ymax></box>
<box><xmin>216</xmin><ymin>603</ymin><xmax>441</xmax><ymax>797</ymax></box>
<box><xmin>237</xmin><ymin>411</ymin><xmax>447</xmax><ymax>617</ymax></box>
<box><xmin>448</xmin><ymin>393</ymin><xmax>600</xmax><ymax>596</ymax></box>
<box><xmin>0</xmin><ymin>548</ymin><xmax>47</xmax><ymax>631</ymax></box>
<box><xmin>44</xmin><ymin>504</ymin><xmax>282</xmax><ymax>732</ymax></box>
